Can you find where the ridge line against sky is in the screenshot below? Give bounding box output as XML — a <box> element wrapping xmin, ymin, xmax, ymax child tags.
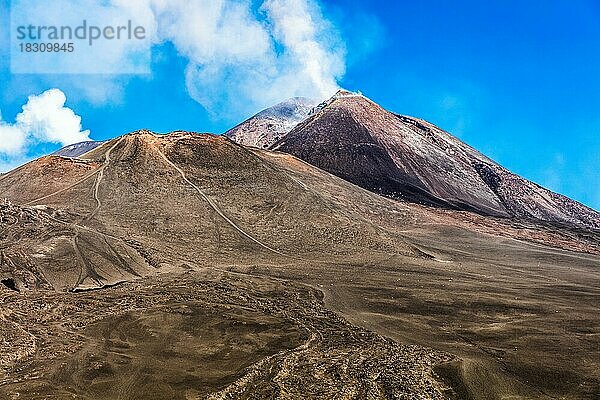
<box><xmin>0</xmin><ymin>0</ymin><xmax>599</xmax><ymax>210</ymax></box>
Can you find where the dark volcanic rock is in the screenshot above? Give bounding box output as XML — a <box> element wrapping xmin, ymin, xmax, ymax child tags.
<box><xmin>270</xmin><ymin>92</ymin><xmax>600</xmax><ymax>229</ymax></box>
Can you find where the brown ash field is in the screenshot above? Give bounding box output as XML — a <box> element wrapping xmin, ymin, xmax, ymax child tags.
<box><xmin>0</xmin><ymin>131</ymin><xmax>599</xmax><ymax>399</ymax></box>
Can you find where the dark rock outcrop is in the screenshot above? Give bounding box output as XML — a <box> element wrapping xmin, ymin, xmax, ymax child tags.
<box><xmin>269</xmin><ymin>91</ymin><xmax>600</xmax><ymax>229</ymax></box>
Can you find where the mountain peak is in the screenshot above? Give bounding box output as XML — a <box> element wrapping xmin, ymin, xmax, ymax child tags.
<box><xmin>265</xmin><ymin>93</ymin><xmax>600</xmax><ymax>229</ymax></box>
<box><xmin>52</xmin><ymin>140</ymin><xmax>108</xmax><ymax>158</ymax></box>
<box><xmin>333</xmin><ymin>88</ymin><xmax>361</xmax><ymax>98</ymax></box>
<box><xmin>255</xmin><ymin>97</ymin><xmax>316</xmax><ymax>119</ymax></box>
<box><xmin>224</xmin><ymin>97</ymin><xmax>319</xmax><ymax>149</ymax></box>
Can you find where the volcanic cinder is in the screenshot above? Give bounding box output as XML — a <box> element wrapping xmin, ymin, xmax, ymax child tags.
<box><xmin>0</xmin><ymin>92</ymin><xmax>599</xmax><ymax>400</ymax></box>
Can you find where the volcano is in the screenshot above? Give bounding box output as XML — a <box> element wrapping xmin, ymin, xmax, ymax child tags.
<box><xmin>265</xmin><ymin>91</ymin><xmax>600</xmax><ymax>229</ymax></box>
<box><xmin>1</xmin><ymin>102</ymin><xmax>599</xmax><ymax>399</ymax></box>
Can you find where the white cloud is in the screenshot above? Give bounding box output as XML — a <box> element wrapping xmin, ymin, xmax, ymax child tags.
<box><xmin>125</xmin><ymin>0</ymin><xmax>345</xmax><ymax>114</ymax></box>
<box><xmin>263</xmin><ymin>0</ymin><xmax>343</xmax><ymax>96</ymax></box>
<box><xmin>0</xmin><ymin>89</ymin><xmax>90</xmax><ymax>160</ymax></box>
<box><xmin>9</xmin><ymin>0</ymin><xmax>346</xmax><ymax>114</ymax></box>
<box><xmin>0</xmin><ymin>115</ymin><xmax>27</xmax><ymax>155</ymax></box>
<box><xmin>180</xmin><ymin>0</ymin><xmax>345</xmax><ymax>114</ymax></box>
<box><xmin>11</xmin><ymin>0</ymin><xmax>153</xmax><ymax>74</ymax></box>
<box><xmin>16</xmin><ymin>89</ymin><xmax>90</xmax><ymax>146</ymax></box>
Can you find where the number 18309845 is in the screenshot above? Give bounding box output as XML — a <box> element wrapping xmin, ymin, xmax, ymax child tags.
<box><xmin>19</xmin><ymin>43</ymin><xmax>74</xmax><ymax>52</ymax></box>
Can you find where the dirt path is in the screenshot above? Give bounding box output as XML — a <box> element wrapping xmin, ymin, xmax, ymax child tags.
<box><xmin>154</xmin><ymin>145</ymin><xmax>289</xmax><ymax>258</ymax></box>
<box><xmin>25</xmin><ymin>138</ymin><xmax>124</xmax><ymax>207</ymax></box>
<box><xmin>86</xmin><ymin>137</ymin><xmax>124</xmax><ymax>221</ymax></box>
<box><xmin>71</xmin><ymin>232</ymin><xmax>104</xmax><ymax>288</ymax></box>
<box><xmin>24</xmin><ymin>169</ymin><xmax>101</xmax><ymax>206</ymax></box>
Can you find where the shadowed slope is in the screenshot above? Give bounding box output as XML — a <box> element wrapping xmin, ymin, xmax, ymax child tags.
<box><xmin>270</xmin><ymin>93</ymin><xmax>600</xmax><ymax>229</ymax></box>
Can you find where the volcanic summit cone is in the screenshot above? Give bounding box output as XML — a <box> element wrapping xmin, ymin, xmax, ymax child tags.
<box><xmin>269</xmin><ymin>91</ymin><xmax>600</xmax><ymax>229</ymax></box>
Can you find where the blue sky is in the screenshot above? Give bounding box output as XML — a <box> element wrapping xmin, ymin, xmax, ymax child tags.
<box><xmin>0</xmin><ymin>0</ymin><xmax>599</xmax><ymax>210</ymax></box>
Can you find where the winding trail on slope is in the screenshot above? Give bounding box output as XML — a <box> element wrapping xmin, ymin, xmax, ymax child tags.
<box><xmin>24</xmin><ymin>168</ymin><xmax>101</xmax><ymax>206</ymax></box>
<box><xmin>45</xmin><ymin>211</ymin><xmax>151</xmax><ymax>284</ymax></box>
<box><xmin>86</xmin><ymin>137</ymin><xmax>124</xmax><ymax>221</ymax></box>
<box><xmin>32</xmin><ymin>137</ymin><xmax>146</xmax><ymax>291</ymax></box>
<box><xmin>154</xmin><ymin>145</ymin><xmax>290</xmax><ymax>258</ymax></box>
<box><xmin>24</xmin><ymin>138</ymin><xmax>124</xmax><ymax>207</ymax></box>
<box><xmin>71</xmin><ymin>232</ymin><xmax>104</xmax><ymax>289</ymax></box>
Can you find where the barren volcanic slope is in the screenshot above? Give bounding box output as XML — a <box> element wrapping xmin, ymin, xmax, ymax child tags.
<box><xmin>0</xmin><ymin>130</ymin><xmax>599</xmax><ymax>399</ymax></box>
<box><xmin>224</xmin><ymin>97</ymin><xmax>317</xmax><ymax>148</ymax></box>
<box><xmin>0</xmin><ymin>131</ymin><xmax>453</xmax><ymax>398</ymax></box>
<box><xmin>53</xmin><ymin>141</ymin><xmax>107</xmax><ymax>158</ymax></box>
<box><xmin>269</xmin><ymin>91</ymin><xmax>600</xmax><ymax>229</ymax></box>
